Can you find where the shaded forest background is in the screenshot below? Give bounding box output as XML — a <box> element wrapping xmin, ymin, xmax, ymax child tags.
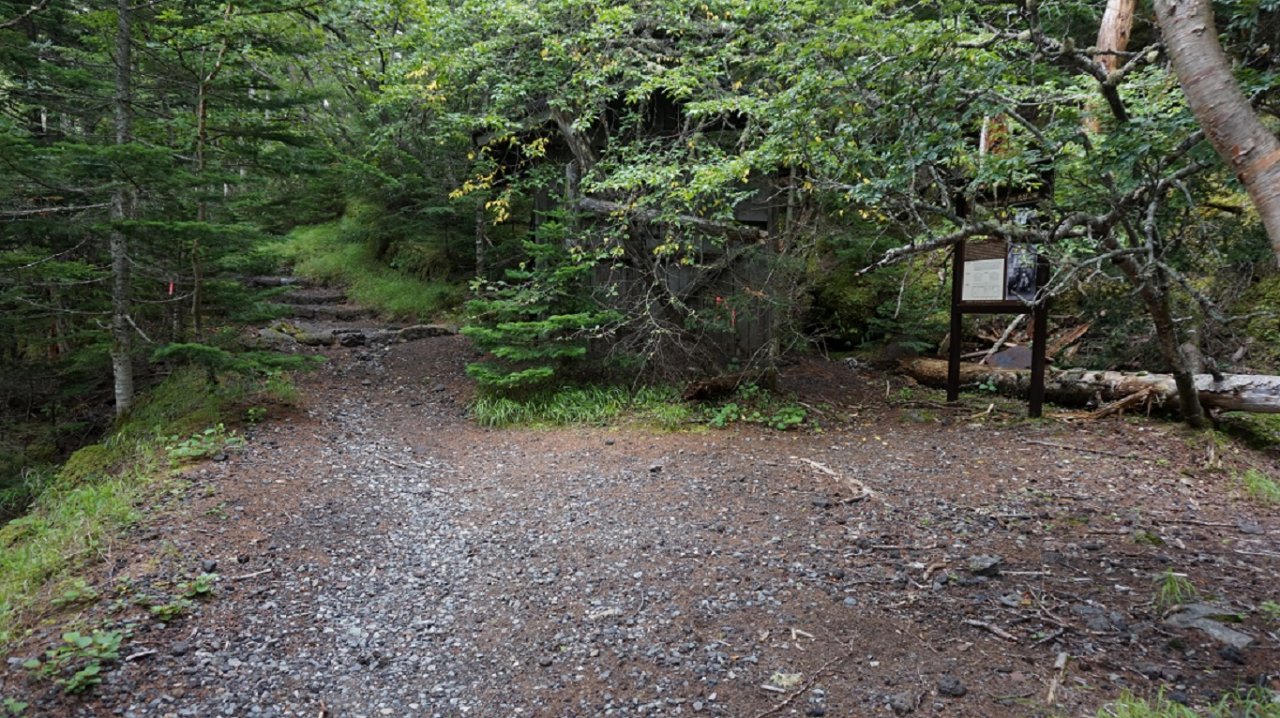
<box><xmin>3</xmin><ymin>0</ymin><xmax>1280</xmax><ymax>520</ymax></box>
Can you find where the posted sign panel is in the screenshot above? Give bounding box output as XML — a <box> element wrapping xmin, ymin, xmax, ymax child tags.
<box><xmin>961</xmin><ymin>258</ymin><xmax>1005</xmax><ymax>302</ymax></box>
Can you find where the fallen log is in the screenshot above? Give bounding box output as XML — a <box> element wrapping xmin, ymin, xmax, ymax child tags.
<box><xmin>900</xmin><ymin>358</ymin><xmax>1280</xmax><ymax>414</ymax></box>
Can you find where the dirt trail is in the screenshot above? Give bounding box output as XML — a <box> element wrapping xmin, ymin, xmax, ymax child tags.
<box><xmin>3</xmin><ymin>287</ymin><xmax>1279</xmax><ymax>718</ymax></box>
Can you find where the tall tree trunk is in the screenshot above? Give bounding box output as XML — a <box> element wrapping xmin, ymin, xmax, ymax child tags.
<box><xmin>1104</xmin><ymin>233</ymin><xmax>1208</xmax><ymax>427</ymax></box>
<box><xmin>191</xmin><ymin>14</ymin><xmax>228</xmax><ymax>337</ymax></box>
<box><xmin>1084</xmin><ymin>0</ymin><xmax>1136</xmax><ymax>131</ymax></box>
<box><xmin>109</xmin><ymin>0</ymin><xmax>134</xmax><ymax>417</ymax></box>
<box><xmin>192</xmin><ymin>76</ymin><xmax>207</xmax><ymax>337</ymax></box>
<box><xmin>474</xmin><ymin>200</ymin><xmax>487</xmax><ymax>279</ymax></box>
<box><xmin>1155</xmin><ymin>0</ymin><xmax>1280</xmax><ymax>267</ymax></box>
<box><xmin>1095</xmin><ymin>0</ymin><xmax>1137</xmax><ymax>73</ymax></box>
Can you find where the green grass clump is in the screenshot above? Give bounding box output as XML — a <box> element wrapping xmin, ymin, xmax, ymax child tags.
<box><xmin>1154</xmin><ymin>570</ymin><xmax>1199</xmax><ymax>611</ymax></box>
<box><xmin>1098</xmin><ymin>689</ymin><xmax>1280</xmax><ymax>717</ymax></box>
<box><xmin>1239</xmin><ymin>468</ymin><xmax>1280</xmax><ymax>506</ymax></box>
<box><xmin>1261</xmin><ymin>600</ymin><xmax>1280</xmax><ymax>624</ymax></box>
<box><xmin>266</xmin><ymin>218</ymin><xmax>462</xmax><ymax>323</ymax></box>
<box><xmin>0</xmin><ymin>474</ymin><xmax>141</xmax><ymax>646</ymax></box>
<box><xmin>472</xmin><ymin>385</ymin><xmax>692</xmax><ymax>429</ymax></box>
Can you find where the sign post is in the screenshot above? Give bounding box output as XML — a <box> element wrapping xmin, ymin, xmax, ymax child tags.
<box><xmin>947</xmin><ymin>239</ymin><xmax>1050</xmax><ymax>417</ymax></box>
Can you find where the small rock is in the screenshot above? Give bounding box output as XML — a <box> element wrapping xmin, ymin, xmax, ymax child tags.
<box><xmin>339</xmin><ymin>333</ymin><xmax>367</xmax><ymax>347</ymax></box>
<box><xmin>806</xmin><ymin>706</ymin><xmax>826</xmax><ymax>717</ymax></box>
<box><xmin>538</xmin><ymin>656</ymin><xmax>553</xmax><ymax>667</ymax></box>
<box><xmin>201</xmin><ymin>559</ymin><xmax>218</xmax><ymax>573</ymax></box>
<box><xmin>967</xmin><ymin>555</ymin><xmax>1002</xmax><ymax>577</ymax></box>
<box><xmin>649</xmin><ymin>464</ymin><xmax>662</xmax><ymax>474</ymax></box>
<box><xmin>1168</xmin><ymin>691</ymin><xmax>1189</xmax><ymax>706</ymax></box>
<box><xmin>1164</xmin><ymin>604</ymin><xmax>1254</xmax><ymax>650</ymax></box>
<box><xmin>211</xmin><ymin>452</ymin><xmax>228</xmax><ymax>462</ymax></box>
<box><xmin>888</xmin><ymin>693</ymin><xmax>914</xmax><ymax>715</ymax></box>
<box><xmin>1071</xmin><ymin>604</ymin><xmax>1114</xmax><ymax>633</ymax></box>
<box><xmin>1218</xmin><ymin>645</ymin><xmax>1246</xmax><ymax>665</ymax></box>
<box><xmin>937</xmin><ymin>676</ymin><xmax>966</xmax><ymax>698</ymax></box>
<box><xmin>1237</xmin><ymin>521</ymin><xmax>1264</xmax><ymax>535</ymax></box>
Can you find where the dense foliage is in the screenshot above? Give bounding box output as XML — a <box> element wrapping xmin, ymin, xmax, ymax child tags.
<box><xmin>384</xmin><ymin>0</ymin><xmax>1277</xmax><ymax>397</ymax></box>
<box><xmin>3</xmin><ymin>0</ymin><xmax>1279</xmax><ymax>474</ymax></box>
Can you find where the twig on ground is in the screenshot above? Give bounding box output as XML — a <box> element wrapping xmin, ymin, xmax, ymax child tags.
<box><xmin>125</xmin><ymin>649</ymin><xmax>157</xmax><ymax>662</ymax></box>
<box><xmin>1161</xmin><ymin>518</ymin><xmax>1248</xmax><ymax>529</ymax></box>
<box><xmin>792</xmin><ymin>456</ymin><xmax>872</xmax><ymax>501</ymax></box>
<box><xmin>967</xmin><ymin>403</ymin><xmax>995</xmax><ymax>419</ymax></box>
<box><xmin>750</xmin><ymin>645</ymin><xmax>858</xmax><ymax>718</ymax></box>
<box><xmin>1027</xmin><ymin>440</ymin><xmax>1139</xmax><ymax>460</ymax></box>
<box><xmin>1086</xmin><ymin>388</ymin><xmax>1152</xmax><ymax>420</ymax></box>
<box><xmin>794</xmin><ymin>401</ymin><xmax>828</xmax><ymax>417</ymax></box>
<box><xmin>870</xmin><ymin>543</ymin><xmax>938</xmax><ymax>551</ymax></box>
<box><xmin>1236</xmin><ymin>548</ymin><xmax>1280</xmax><ymax>559</ymax></box>
<box><xmin>1033</xmin><ymin>628</ymin><xmax>1067</xmax><ymax>646</ymax></box>
<box><xmin>378</xmin><ymin>454</ymin><xmax>408</xmax><ymax>469</ymax></box>
<box><xmin>963</xmin><ymin>618</ymin><xmax>1018</xmax><ymax>642</ymax></box>
<box><xmin>1045</xmin><ymin>652</ymin><xmax>1069</xmax><ymax>704</ymax></box>
<box><xmin>230</xmin><ymin>568</ymin><xmax>273</xmax><ymax>581</ymax></box>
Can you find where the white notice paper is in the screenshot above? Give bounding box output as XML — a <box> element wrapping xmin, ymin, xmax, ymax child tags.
<box><xmin>962</xmin><ymin>258</ymin><xmax>1005</xmax><ymax>302</ymax></box>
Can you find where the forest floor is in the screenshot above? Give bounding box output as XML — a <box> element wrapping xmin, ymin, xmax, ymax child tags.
<box><xmin>2</xmin><ymin>287</ymin><xmax>1279</xmax><ymax>718</ymax></box>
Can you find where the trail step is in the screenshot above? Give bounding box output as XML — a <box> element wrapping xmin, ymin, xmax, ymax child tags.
<box><xmin>245</xmin><ymin>276</ymin><xmax>313</xmax><ymax>288</ymax></box>
<box><xmin>275</xmin><ymin>289</ymin><xmax>347</xmax><ymax>306</ymax></box>
<box><xmin>249</xmin><ymin>323</ymin><xmax>456</xmax><ymax>350</ymax></box>
<box><xmin>286</xmin><ymin>305</ymin><xmax>374</xmax><ymax>321</ymax></box>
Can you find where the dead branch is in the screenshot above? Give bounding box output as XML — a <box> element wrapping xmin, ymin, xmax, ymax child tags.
<box><xmin>963</xmin><ymin>618</ymin><xmax>1019</xmax><ymax>642</ymax></box>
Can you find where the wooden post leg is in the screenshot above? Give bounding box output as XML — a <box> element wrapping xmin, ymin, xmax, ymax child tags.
<box><xmin>948</xmin><ymin>243</ymin><xmax>966</xmax><ymax>403</ymax></box>
<box><xmin>1029</xmin><ymin>302</ymin><xmax>1048</xmax><ymax>418</ymax></box>
<box><xmin>948</xmin><ymin>307</ymin><xmax>962</xmax><ymax>403</ymax></box>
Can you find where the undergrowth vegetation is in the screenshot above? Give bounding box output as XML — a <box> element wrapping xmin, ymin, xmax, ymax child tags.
<box><xmin>0</xmin><ymin>362</ymin><xmax>303</xmax><ymax>648</ymax></box>
<box><xmin>264</xmin><ymin>202</ymin><xmax>465</xmax><ymax>322</ymax></box>
<box><xmin>1238</xmin><ymin>468</ymin><xmax>1280</xmax><ymax>506</ymax></box>
<box><xmin>472</xmin><ymin>385</ymin><xmax>691</xmax><ymax>429</ymax></box>
<box><xmin>471</xmin><ymin>381</ymin><xmax>815</xmax><ymax>432</ymax></box>
<box><xmin>1098</xmin><ymin>689</ymin><xmax>1280</xmax><ymax>717</ymax></box>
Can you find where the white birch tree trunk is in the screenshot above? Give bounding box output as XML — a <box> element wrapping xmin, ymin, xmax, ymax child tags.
<box><xmin>1155</xmin><ymin>0</ymin><xmax>1280</xmax><ymax>267</ymax></box>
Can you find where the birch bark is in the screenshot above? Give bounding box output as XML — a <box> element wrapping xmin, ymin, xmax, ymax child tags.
<box><xmin>1155</xmin><ymin>0</ymin><xmax>1280</xmax><ymax>266</ymax></box>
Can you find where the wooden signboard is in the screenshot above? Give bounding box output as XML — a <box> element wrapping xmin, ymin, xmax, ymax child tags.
<box><xmin>948</xmin><ymin>240</ymin><xmax>1050</xmax><ymax>417</ymax></box>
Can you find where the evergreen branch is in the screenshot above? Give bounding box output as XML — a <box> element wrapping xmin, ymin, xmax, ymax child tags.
<box><xmin>0</xmin><ymin>0</ymin><xmax>49</xmax><ymax>30</ymax></box>
<box><xmin>0</xmin><ymin>203</ymin><xmax>111</xmax><ymax>219</ymax></box>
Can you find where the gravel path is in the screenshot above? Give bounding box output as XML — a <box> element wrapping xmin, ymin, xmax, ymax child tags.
<box><xmin>4</xmin><ymin>331</ymin><xmax>1279</xmax><ymax>718</ymax></box>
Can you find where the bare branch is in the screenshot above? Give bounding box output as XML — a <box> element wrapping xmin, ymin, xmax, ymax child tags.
<box><xmin>577</xmin><ymin>197</ymin><xmax>769</xmax><ymax>243</ymax></box>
